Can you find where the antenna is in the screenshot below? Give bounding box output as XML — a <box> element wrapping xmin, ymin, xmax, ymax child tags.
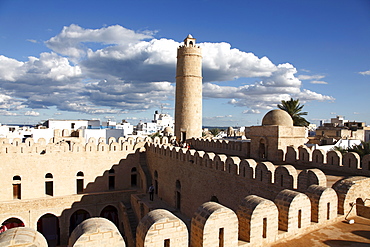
<box><xmin>161</xmin><ymin>104</ymin><xmax>164</xmax><ymax>114</ymax></box>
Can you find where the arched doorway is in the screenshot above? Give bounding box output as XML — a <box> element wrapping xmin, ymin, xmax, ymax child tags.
<box><xmin>0</xmin><ymin>217</ymin><xmax>24</xmax><ymax>233</ymax></box>
<box><xmin>259</xmin><ymin>138</ymin><xmax>267</xmax><ymax>159</ymax></box>
<box><xmin>69</xmin><ymin>209</ymin><xmax>90</xmax><ymax>234</ymax></box>
<box><xmin>100</xmin><ymin>205</ymin><xmax>119</xmax><ymax>227</ymax></box>
<box><xmin>37</xmin><ymin>213</ymin><xmax>60</xmax><ymax>246</ymax></box>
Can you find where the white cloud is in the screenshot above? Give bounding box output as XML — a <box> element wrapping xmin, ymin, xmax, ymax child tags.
<box><xmin>243</xmin><ymin>109</ymin><xmax>261</xmax><ymax>114</ymax></box>
<box><xmin>0</xmin><ymin>24</ymin><xmax>335</xmax><ymax>116</ymax></box>
<box><xmin>0</xmin><ymin>110</ymin><xmax>17</xmax><ymax>116</ymax></box>
<box><xmin>46</xmin><ymin>24</ymin><xmax>154</xmax><ymax>60</ymax></box>
<box><xmin>25</xmin><ymin>111</ymin><xmax>40</xmax><ymax>116</ymax></box>
<box><xmin>27</xmin><ymin>39</ymin><xmax>38</xmax><ymax>43</ymax></box>
<box><xmin>310</xmin><ymin>80</ymin><xmax>328</xmax><ymax>84</ymax></box>
<box><xmin>298</xmin><ymin>74</ymin><xmax>325</xmax><ymax>80</ymax></box>
<box><xmin>359</xmin><ymin>70</ymin><xmax>370</xmax><ymax>75</ymax></box>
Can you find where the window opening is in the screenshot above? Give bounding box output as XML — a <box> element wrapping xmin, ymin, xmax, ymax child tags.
<box><xmin>219</xmin><ymin>228</ymin><xmax>224</xmax><ymax>247</ymax></box>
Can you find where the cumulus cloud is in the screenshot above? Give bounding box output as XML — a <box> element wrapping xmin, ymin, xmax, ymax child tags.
<box><xmin>25</xmin><ymin>111</ymin><xmax>40</xmax><ymax>116</ymax></box>
<box><xmin>0</xmin><ymin>110</ymin><xmax>17</xmax><ymax>116</ymax></box>
<box><xmin>0</xmin><ymin>24</ymin><xmax>334</xmax><ymax>117</ymax></box>
<box><xmin>243</xmin><ymin>109</ymin><xmax>261</xmax><ymax>114</ymax></box>
<box><xmin>310</xmin><ymin>80</ymin><xmax>328</xmax><ymax>84</ymax></box>
<box><xmin>359</xmin><ymin>70</ymin><xmax>370</xmax><ymax>75</ymax></box>
<box><xmin>298</xmin><ymin>74</ymin><xmax>325</xmax><ymax>80</ymax></box>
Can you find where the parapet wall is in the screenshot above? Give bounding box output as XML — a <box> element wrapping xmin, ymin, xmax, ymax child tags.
<box><xmin>145</xmin><ymin>143</ymin><xmax>339</xmax><ymax>221</ymax></box>
<box><xmin>0</xmin><ymin>136</ymin><xmax>157</xmax><ymax>154</ymax></box>
<box><xmin>191</xmin><ymin>138</ymin><xmax>370</xmax><ymax>176</ymax></box>
<box><xmin>286</xmin><ymin>146</ymin><xmax>370</xmax><ymax>176</ymax></box>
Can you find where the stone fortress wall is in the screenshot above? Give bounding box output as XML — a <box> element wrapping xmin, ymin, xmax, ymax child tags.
<box><xmin>0</xmin><ymin>135</ymin><xmax>370</xmax><ymax>246</ymax></box>
<box><xmin>141</xmin><ymin>141</ymin><xmax>370</xmax><ymax>246</ymax></box>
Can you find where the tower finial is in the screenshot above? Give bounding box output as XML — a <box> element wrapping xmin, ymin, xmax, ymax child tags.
<box><xmin>184</xmin><ymin>34</ymin><xmax>196</xmax><ymax>47</ymax></box>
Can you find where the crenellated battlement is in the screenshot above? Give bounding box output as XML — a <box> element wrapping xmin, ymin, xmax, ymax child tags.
<box><xmin>0</xmin><ymin>136</ymin><xmax>171</xmax><ymax>154</ymax></box>
<box><xmin>191</xmin><ymin>137</ymin><xmax>370</xmax><ymax>177</ymax></box>
<box><xmin>146</xmin><ymin>143</ymin><xmax>329</xmax><ymax>193</ymax></box>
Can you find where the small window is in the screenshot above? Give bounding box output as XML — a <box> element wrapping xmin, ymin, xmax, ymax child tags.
<box><xmin>13</xmin><ymin>176</ymin><xmax>21</xmax><ymax>200</ymax></box>
<box><xmin>45</xmin><ymin>173</ymin><xmax>53</xmax><ymax>179</ymax></box>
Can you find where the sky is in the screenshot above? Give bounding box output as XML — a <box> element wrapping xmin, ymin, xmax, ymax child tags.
<box><xmin>0</xmin><ymin>0</ymin><xmax>369</xmax><ymax>127</ymax></box>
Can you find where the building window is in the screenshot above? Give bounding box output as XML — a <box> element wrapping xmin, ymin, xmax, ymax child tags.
<box><xmin>13</xmin><ymin>175</ymin><xmax>21</xmax><ymax>199</ymax></box>
<box><xmin>76</xmin><ymin>171</ymin><xmax>84</xmax><ymax>194</ymax></box>
<box><xmin>45</xmin><ymin>173</ymin><xmax>53</xmax><ymax>196</ymax></box>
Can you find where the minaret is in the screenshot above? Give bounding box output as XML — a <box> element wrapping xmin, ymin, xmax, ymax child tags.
<box><xmin>175</xmin><ymin>34</ymin><xmax>203</xmax><ymax>142</ymax></box>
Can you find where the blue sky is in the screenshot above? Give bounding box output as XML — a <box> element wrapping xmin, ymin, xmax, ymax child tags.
<box><xmin>0</xmin><ymin>0</ymin><xmax>369</xmax><ymax>127</ymax></box>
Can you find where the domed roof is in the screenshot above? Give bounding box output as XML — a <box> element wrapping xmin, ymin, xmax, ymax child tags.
<box><xmin>262</xmin><ymin>109</ymin><xmax>293</xmax><ymax>127</ymax></box>
<box><xmin>163</xmin><ymin>126</ymin><xmax>174</xmax><ymax>134</ymax></box>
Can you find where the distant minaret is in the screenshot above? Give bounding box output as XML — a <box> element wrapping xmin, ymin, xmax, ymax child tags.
<box><xmin>175</xmin><ymin>34</ymin><xmax>203</xmax><ymax>142</ymax></box>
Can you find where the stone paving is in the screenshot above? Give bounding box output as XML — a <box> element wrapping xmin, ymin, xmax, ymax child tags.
<box><xmin>271</xmin><ymin>216</ymin><xmax>370</xmax><ymax>247</ymax></box>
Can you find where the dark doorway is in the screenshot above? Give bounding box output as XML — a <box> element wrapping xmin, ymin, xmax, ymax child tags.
<box><xmin>69</xmin><ymin>210</ymin><xmax>90</xmax><ymax>234</ymax></box>
<box><xmin>37</xmin><ymin>214</ymin><xmax>60</xmax><ymax>246</ymax></box>
<box><xmin>100</xmin><ymin>205</ymin><xmax>119</xmax><ymax>227</ymax></box>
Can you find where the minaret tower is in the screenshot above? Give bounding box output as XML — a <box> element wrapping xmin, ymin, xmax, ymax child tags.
<box><xmin>175</xmin><ymin>34</ymin><xmax>203</xmax><ymax>142</ymax></box>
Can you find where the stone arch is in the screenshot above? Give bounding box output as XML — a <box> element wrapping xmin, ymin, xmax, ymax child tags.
<box><xmin>194</xmin><ymin>150</ymin><xmax>205</xmax><ymax>166</ymax></box>
<box><xmin>25</xmin><ymin>138</ymin><xmax>35</xmax><ymax>147</ymax></box>
<box><xmin>225</xmin><ymin>156</ymin><xmax>240</xmax><ymax>175</ymax></box>
<box><xmin>203</xmin><ymin>152</ymin><xmax>216</xmax><ymax>168</ymax></box>
<box><xmin>298</xmin><ymin>145</ymin><xmax>311</xmax><ymax>163</ymax></box>
<box><xmin>69</xmin><ymin>217</ymin><xmax>125</xmax><ymax>247</ymax></box>
<box><xmin>297</xmin><ymin>168</ymin><xmax>327</xmax><ymax>192</ymax></box>
<box><xmin>109</xmin><ymin>142</ymin><xmax>120</xmax><ymax>152</ymax></box>
<box><xmin>190</xmin><ymin>202</ymin><xmax>238</xmax><ymax>247</ymax></box>
<box><xmin>108</xmin><ymin>137</ymin><xmax>116</xmax><ymax>144</ymax></box>
<box><xmin>98</xmin><ymin>142</ymin><xmax>108</xmax><ymax>152</ymax></box>
<box><xmin>343</xmin><ymin>152</ymin><xmax>361</xmax><ymax>170</ymax></box>
<box><xmin>87</xmin><ymin>137</ymin><xmax>96</xmax><ymax>144</ymax></box>
<box><xmin>100</xmin><ymin>205</ymin><xmax>119</xmax><ymax>227</ymax></box>
<box><xmin>136</xmin><ymin>209</ymin><xmax>188</xmax><ymax>247</ymax></box>
<box><xmin>274</xmin><ymin>165</ymin><xmax>298</xmax><ymax>189</ymax></box>
<box><xmin>239</xmin><ymin>159</ymin><xmax>257</xmax><ymax>179</ymax></box>
<box><xmin>85</xmin><ymin>142</ymin><xmax>96</xmax><ymax>152</ymax></box>
<box><xmin>332</xmin><ymin>176</ymin><xmax>370</xmax><ymax>216</ymax></box>
<box><xmin>1</xmin><ymin>217</ymin><xmax>25</xmax><ymax>229</ymax></box>
<box><xmin>62</xmin><ymin>129</ymin><xmax>69</xmax><ymax>137</ymax></box>
<box><xmin>37</xmin><ymin>213</ymin><xmax>60</xmax><ymax>246</ymax></box>
<box><xmin>305</xmin><ymin>185</ymin><xmax>338</xmax><ymax>223</ymax></box>
<box><xmin>214</xmin><ymin>154</ymin><xmax>227</xmax><ymax>171</ymax></box>
<box><xmin>69</xmin><ymin>209</ymin><xmax>91</xmax><ymax>235</ymax></box>
<box><xmin>12</xmin><ymin>138</ymin><xmax>22</xmax><ymax>146</ymax></box>
<box><xmin>72</xmin><ymin>143</ymin><xmax>85</xmax><ymax>152</ymax></box>
<box><xmin>0</xmin><ymin>227</ymin><xmax>47</xmax><ymax>247</ymax></box>
<box><xmin>259</xmin><ymin>137</ymin><xmax>268</xmax><ymax>160</ymax></box>
<box><xmin>237</xmin><ymin>195</ymin><xmax>278</xmax><ymax>244</ymax></box>
<box><xmin>312</xmin><ymin>149</ymin><xmax>326</xmax><ymax>166</ymax></box>
<box><xmin>98</xmin><ymin>137</ymin><xmax>106</xmax><ymax>143</ymax></box>
<box><xmin>327</xmin><ymin>150</ymin><xmax>342</xmax><ymax>167</ymax></box>
<box><xmin>285</xmin><ymin>146</ymin><xmax>298</xmax><ymax>163</ymax></box>
<box><xmin>274</xmin><ymin>189</ymin><xmax>311</xmax><ymax>232</ymax></box>
<box><xmin>153</xmin><ymin>136</ymin><xmax>161</xmax><ymax>144</ymax></box>
<box><xmin>255</xmin><ymin>162</ymin><xmax>276</xmax><ymax>184</ymax></box>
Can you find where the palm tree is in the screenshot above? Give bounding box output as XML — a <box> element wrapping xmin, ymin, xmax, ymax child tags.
<box><xmin>278</xmin><ymin>98</ymin><xmax>310</xmax><ymax>127</ymax></box>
